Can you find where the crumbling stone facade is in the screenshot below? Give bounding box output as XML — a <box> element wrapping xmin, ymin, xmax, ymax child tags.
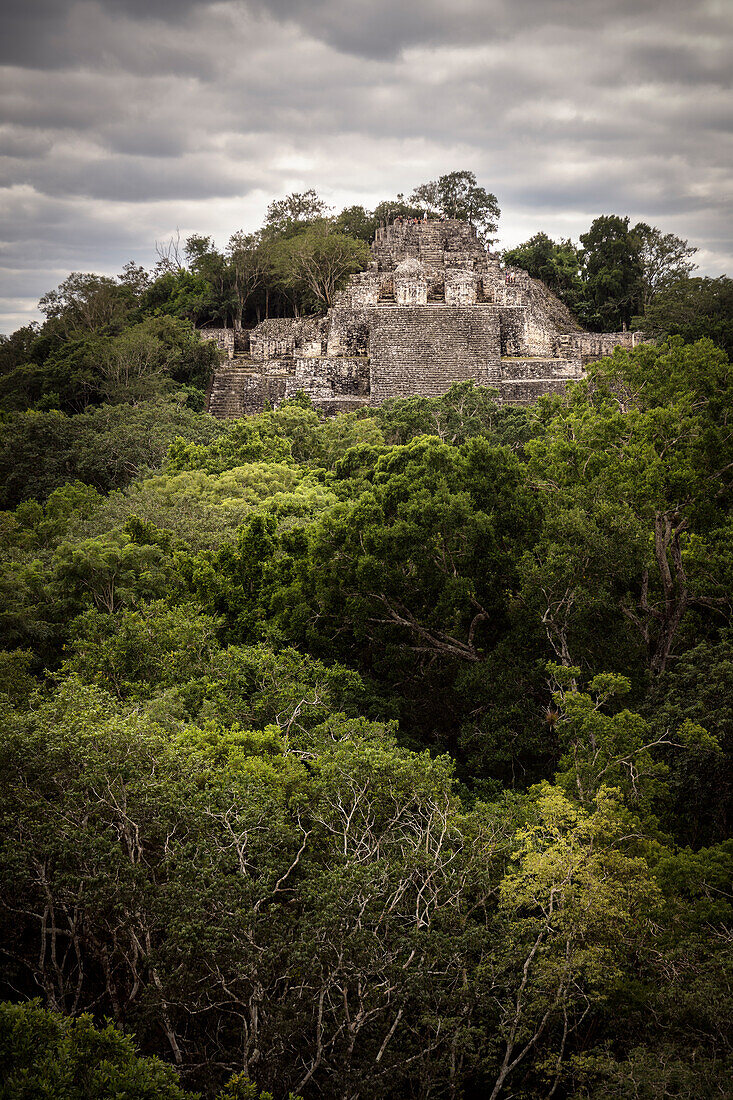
<box><xmin>205</xmin><ymin>219</ymin><xmax>644</xmax><ymax>418</ymax></box>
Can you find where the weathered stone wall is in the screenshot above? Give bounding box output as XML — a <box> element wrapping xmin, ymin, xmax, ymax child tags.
<box><xmin>291</xmin><ymin>355</ymin><xmax>370</xmax><ymax>397</ymax></box>
<box><xmin>335</xmin><ymin>272</ymin><xmax>380</xmax><ymax>307</ymax></box>
<box><xmin>498</xmin><ymin>306</ymin><xmax>558</xmax><ymax>358</ymax></box>
<box><xmin>500</xmin><ymin>357</ymin><xmax>581</xmax><ymax>381</ymax></box>
<box><xmin>208</xmin><ymin>366</ymin><xmax>287</xmax><ymax>418</ymax></box>
<box><xmin>445</xmin><ymin>270</ymin><xmax>478</xmax><ymax>305</ymax></box>
<box><xmin>249</xmin><ymin>318</ymin><xmax>325</xmax><ymax>360</ymax></box>
<box><xmin>395</xmin><ymin>273</ymin><xmax>428</xmax><ymax>305</ymax></box>
<box><xmin>199</xmin><ymin>327</ymin><xmax>234</xmax><ymax>358</ymax></box>
<box><xmin>499</xmin><ymin>378</ymin><xmax>573</xmax><ymax>404</ymax></box>
<box><xmin>369</xmin><ymin>305</ymin><xmax>501</xmax><ymax>404</ymax></box>
<box><xmin>565</xmin><ymin>331</ymin><xmax>644</xmax><ymax>364</ymax></box>
<box><xmin>325</xmin><ymin>308</ymin><xmax>373</xmax><ymax>357</ymax></box>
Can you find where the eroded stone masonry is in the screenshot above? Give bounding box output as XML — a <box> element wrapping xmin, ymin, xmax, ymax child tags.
<box><xmin>204</xmin><ymin>218</ymin><xmax>644</xmax><ymax>418</ymax></box>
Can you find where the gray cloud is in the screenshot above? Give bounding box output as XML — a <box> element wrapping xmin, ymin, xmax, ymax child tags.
<box><xmin>1</xmin><ymin>0</ymin><xmax>731</xmax><ymax>332</ymax></box>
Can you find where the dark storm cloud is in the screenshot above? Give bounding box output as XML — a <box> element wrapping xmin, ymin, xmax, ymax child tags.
<box><xmin>242</xmin><ymin>0</ymin><xmax>717</xmax><ymax>60</ymax></box>
<box><xmin>0</xmin><ymin>152</ymin><xmax>258</xmax><ymax>202</ymax></box>
<box><xmin>1</xmin><ymin>0</ymin><xmax>731</xmax><ymax>331</ymax></box>
<box><xmin>0</xmin><ymin>0</ymin><xmax>211</xmax><ymax>70</ymax></box>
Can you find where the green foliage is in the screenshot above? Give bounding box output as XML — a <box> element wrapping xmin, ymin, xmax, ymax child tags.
<box><xmin>0</xmin><ymin>1000</ymin><xmax>191</xmax><ymax>1100</ymax></box>
<box><xmin>50</xmin><ymin>531</ymin><xmax>174</xmax><ymax>622</ymax></box>
<box><xmin>505</xmin><ymin>218</ymin><xmax>700</xmax><ymax>340</ymax></box>
<box><xmin>141</xmin><ymin>267</ymin><xmax>216</xmax><ymax>325</ymax></box>
<box><xmin>270</xmin><ymin>222</ymin><xmax>369</xmax><ymax>311</ymax></box>
<box><xmin>640</xmin><ymin>274</ymin><xmax>733</xmax><ymax>356</ymax></box>
<box><xmin>0</xmin><ymin>183</ymin><xmax>731</xmax><ymax>1097</ymax></box>
<box><xmin>62</xmin><ymin>601</ymin><xmax>221</xmax><ymax>699</ymax></box>
<box><xmin>579</xmin><ymin>215</ymin><xmax>643</xmax><ymax>330</ymax></box>
<box><xmin>0</xmin><ymin>399</ymin><xmax>225</xmax><ymax>507</ymax></box>
<box><xmin>216</xmin><ymin>1075</ymin><xmax>301</xmax><ymax>1100</ymax></box>
<box><xmin>0</xmin><ymin>649</ymin><xmax>39</xmax><ymax>705</ymax></box>
<box><xmin>99</xmin><ymin>315</ymin><xmax>218</xmax><ymax>402</ymax></box>
<box><xmin>634</xmin><ymin>222</ymin><xmax>697</xmax><ymax>311</ymax></box>
<box><xmin>38</xmin><ymin>271</ymin><xmax>132</xmax><ymax>337</ymax></box>
<box><xmin>0</xmin><ymin>680</ymin><xmax>488</xmax><ymax>1094</ymax></box>
<box><xmin>548</xmin><ymin>669</ymin><xmax>679</xmax><ymax>812</ymax></box>
<box><xmin>193</xmin><ymin>513</ymin><xmax>279</xmax><ymax>643</ymax></box>
<box><xmin>264</xmin><ymin>190</ymin><xmax>330</xmax><ymax>238</ymax></box>
<box><xmin>331</xmin><ymin>204</ymin><xmax>377</xmax><ymax>242</ymax></box>
<box><xmin>410</xmin><ymin>170</ymin><xmax>500</xmax><ymax>237</ymax></box>
<box><xmin>503</xmin><ymin>232</ymin><xmax>585</xmax><ymax>313</ymax></box>
<box><xmin>375</xmin><ymin>379</ymin><xmax>538</xmax><ymax>449</ymax></box>
<box><xmin>525</xmin><ymin>340</ymin><xmax>733</xmax><ymax>676</ymax></box>
<box><xmin>647</xmin><ymin>634</ymin><xmax>733</xmax><ymax>845</ymax></box>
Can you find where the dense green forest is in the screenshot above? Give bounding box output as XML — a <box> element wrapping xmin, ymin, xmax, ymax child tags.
<box><xmin>0</xmin><ymin>179</ymin><xmax>731</xmax><ymax>1098</ymax></box>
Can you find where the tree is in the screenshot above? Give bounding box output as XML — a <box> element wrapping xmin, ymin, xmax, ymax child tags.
<box><xmin>0</xmin><ymin>323</ymin><xmax>41</xmax><ymax>377</ymax></box>
<box><xmin>503</xmin><ymin>233</ymin><xmax>585</xmax><ymax>313</ymax></box>
<box><xmin>265</xmin><ymin>190</ymin><xmax>330</xmax><ymax>238</ymax></box>
<box><xmin>0</xmin><ymin>399</ymin><xmax>225</xmax><ymax>508</ymax></box>
<box><xmin>98</xmin><ymin>316</ymin><xmax>217</xmax><ymax>404</ymax></box>
<box><xmin>488</xmin><ymin>785</ymin><xmax>660</xmax><ymax>1100</ymax></box>
<box><xmin>38</xmin><ymin>273</ymin><xmax>130</xmax><ymax>338</ymax></box>
<box><xmin>546</xmin><ymin>666</ymin><xmax>718</xmax><ymax>813</ymax></box>
<box><xmin>62</xmin><ymin>600</ymin><xmax>221</xmax><ymax>700</ymax></box>
<box><xmin>183</xmin><ymin>235</ymin><xmax>233</xmax><ymax>325</ymax></box>
<box><xmin>641</xmin><ymin>275</ymin><xmax>733</xmax><ymax>357</ymax></box>
<box><xmin>276</xmin><ymin>435</ymin><xmax>540</xmax><ymax>678</ymax></box>
<box><xmin>634</xmin><ymin>223</ymin><xmax>697</xmax><ymax>312</ymax></box>
<box><xmin>0</xmin><ymin>676</ymin><xmax>510</xmax><ymax>1096</ymax></box>
<box><xmin>332</xmin><ymin>204</ymin><xmax>377</xmax><ymax>242</ymax></box>
<box><xmin>118</xmin><ymin>260</ymin><xmax>151</xmax><ymax>297</ymax></box>
<box><xmin>100</xmin><ymin>319</ymin><xmax>174</xmax><ymax>403</ymax></box>
<box><xmin>272</xmin><ymin>222</ymin><xmax>369</xmax><ymax>312</ymax></box>
<box><xmin>0</xmin><ymin>1000</ymin><xmax>191</xmax><ymax>1100</ymax></box>
<box><xmin>409</xmin><ymin>179</ymin><xmax>440</xmax><ymax>215</ymax></box>
<box><xmin>375</xmin><ymin>379</ymin><xmax>536</xmax><ymax>449</ymax></box>
<box><xmin>579</xmin><ymin>216</ymin><xmax>642</xmax><ymax>331</ymax></box>
<box><xmin>226</xmin><ymin>231</ymin><xmax>270</xmax><ymax>329</ymax></box>
<box><xmin>410</xmin><ymin>170</ymin><xmax>500</xmax><ymax>237</ymax></box>
<box><xmin>517</xmin><ymin>501</ymin><xmax>645</xmax><ymax>674</ymax></box>
<box><xmin>526</xmin><ymin>339</ymin><xmax>733</xmax><ymax>675</ymax></box>
<box><xmin>371</xmin><ymin>196</ymin><xmax>424</xmax><ymax>226</ymax></box>
<box><xmin>51</xmin><ymin>531</ymin><xmax>173</xmax><ymax>616</ymax></box>
<box><xmin>647</xmin><ymin>633</ymin><xmax>733</xmax><ymax>846</ymax></box>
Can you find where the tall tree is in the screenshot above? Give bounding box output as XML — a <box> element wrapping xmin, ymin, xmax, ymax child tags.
<box><xmin>641</xmin><ymin>275</ymin><xmax>733</xmax><ymax>356</ymax></box>
<box><xmin>265</xmin><ymin>190</ymin><xmax>330</xmax><ymax>238</ymax></box>
<box><xmin>503</xmin><ymin>232</ymin><xmax>585</xmax><ymax>312</ymax></box>
<box><xmin>579</xmin><ymin>215</ymin><xmax>643</xmax><ymax>331</ymax></box>
<box><xmin>526</xmin><ymin>339</ymin><xmax>733</xmax><ymax>676</ymax></box>
<box><xmin>410</xmin><ymin>170</ymin><xmax>501</xmax><ymax>237</ymax></box>
<box><xmin>332</xmin><ymin>204</ymin><xmax>377</xmax><ymax>242</ymax></box>
<box><xmin>226</xmin><ymin>231</ymin><xmax>270</xmax><ymax>329</ymax></box>
<box><xmin>372</xmin><ymin>195</ymin><xmax>424</xmax><ymax>226</ymax></box>
<box><xmin>38</xmin><ymin>273</ymin><xmax>130</xmax><ymax>338</ymax></box>
<box><xmin>634</xmin><ymin>223</ymin><xmax>697</xmax><ymax>311</ymax></box>
<box><xmin>272</xmin><ymin>222</ymin><xmax>369</xmax><ymax>312</ymax></box>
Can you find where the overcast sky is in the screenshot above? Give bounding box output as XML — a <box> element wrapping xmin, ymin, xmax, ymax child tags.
<box><xmin>1</xmin><ymin>0</ymin><xmax>731</xmax><ymax>332</ymax></box>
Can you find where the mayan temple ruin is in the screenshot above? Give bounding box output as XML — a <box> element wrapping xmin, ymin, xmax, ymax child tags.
<box><xmin>205</xmin><ymin>218</ymin><xmax>643</xmax><ymax>418</ymax></box>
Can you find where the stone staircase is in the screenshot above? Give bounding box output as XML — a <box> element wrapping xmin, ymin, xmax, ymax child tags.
<box><xmin>418</xmin><ymin>223</ymin><xmax>444</xmax><ymax>268</ymax></box>
<box><xmin>208</xmin><ymin>359</ymin><xmax>259</xmax><ymax>418</ymax></box>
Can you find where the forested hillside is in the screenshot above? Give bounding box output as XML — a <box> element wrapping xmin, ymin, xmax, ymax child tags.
<box><xmin>0</xmin><ymin>186</ymin><xmax>731</xmax><ymax>1099</ymax></box>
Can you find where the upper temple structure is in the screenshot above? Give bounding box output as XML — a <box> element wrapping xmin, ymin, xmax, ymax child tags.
<box><xmin>205</xmin><ymin>218</ymin><xmax>644</xmax><ymax>418</ymax></box>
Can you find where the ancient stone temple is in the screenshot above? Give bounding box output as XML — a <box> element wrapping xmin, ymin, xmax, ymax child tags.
<box><xmin>205</xmin><ymin>218</ymin><xmax>643</xmax><ymax>418</ymax></box>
